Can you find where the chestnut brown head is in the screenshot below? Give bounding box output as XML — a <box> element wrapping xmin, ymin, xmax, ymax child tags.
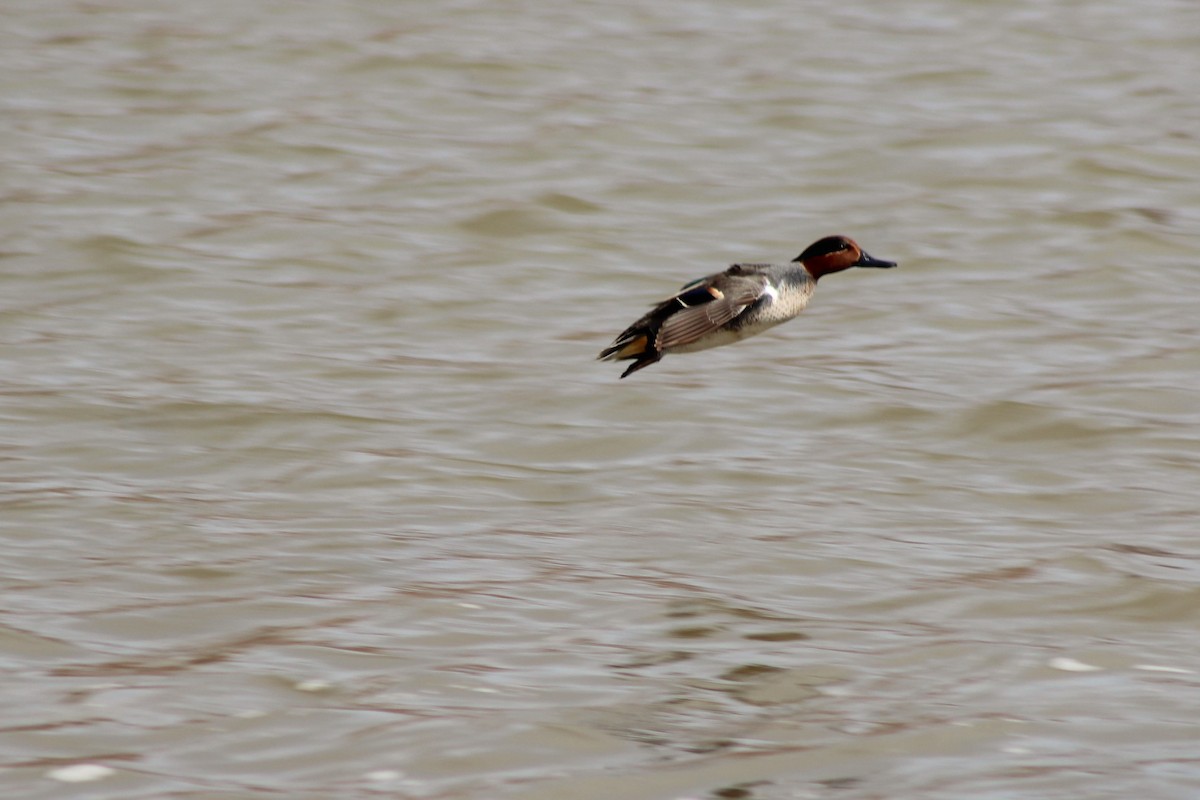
<box><xmin>792</xmin><ymin>235</ymin><xmax>897</xmax><ymax>280</ymax></box>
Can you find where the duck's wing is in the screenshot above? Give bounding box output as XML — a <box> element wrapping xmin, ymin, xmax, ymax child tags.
<box><xmin>656</xmin><ymin>266</ymin><xmax>772</xmax><ymax>349</ymax></box>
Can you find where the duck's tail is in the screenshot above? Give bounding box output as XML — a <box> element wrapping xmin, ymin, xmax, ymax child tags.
<box><xmin>598</xmin><ymin>330</ymin><xmax>661</xmax><ymax>378</ymax></box>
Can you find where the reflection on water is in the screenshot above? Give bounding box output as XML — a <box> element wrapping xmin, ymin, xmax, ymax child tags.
<box><xmin>2</xmin><ymin>0</ymin><xmax>1200</xmax><ymax>798</ymax></box>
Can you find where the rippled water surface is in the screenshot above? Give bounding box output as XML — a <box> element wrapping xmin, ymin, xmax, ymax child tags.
<box><xmin>3</xmin><ymin>1</ymin><xmax>1200</xmax><ymax>798</ymax></box>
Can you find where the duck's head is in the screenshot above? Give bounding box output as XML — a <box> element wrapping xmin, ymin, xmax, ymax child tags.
<box><xmin>792</xmin><ymin>235</ymin><xmax>897</xmax><ymax>280</ymax></box>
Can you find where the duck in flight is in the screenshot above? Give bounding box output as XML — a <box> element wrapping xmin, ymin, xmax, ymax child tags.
<box><xmin>599</xmin><ymin>235</ymin><xmax>897</xmax><ymax>378</ymax></box>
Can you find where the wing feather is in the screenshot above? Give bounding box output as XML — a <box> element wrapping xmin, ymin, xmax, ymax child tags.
<box><xmin>656</xmin><ymin>273</ymin><xmax>769</xmax><ymax>349</ymax></box>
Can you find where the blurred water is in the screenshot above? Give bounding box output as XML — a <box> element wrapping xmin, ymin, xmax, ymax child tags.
<box><xmin>2</xmin><ymin>1</ymin><xmax>1200</xmax><ymax>798</ymax></box>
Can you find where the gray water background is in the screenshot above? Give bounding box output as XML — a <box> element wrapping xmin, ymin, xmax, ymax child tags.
<box><xmin>2</xmin><ymin>1</ymin><xmax>1200</xmax><ymax>798</ymax></box>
